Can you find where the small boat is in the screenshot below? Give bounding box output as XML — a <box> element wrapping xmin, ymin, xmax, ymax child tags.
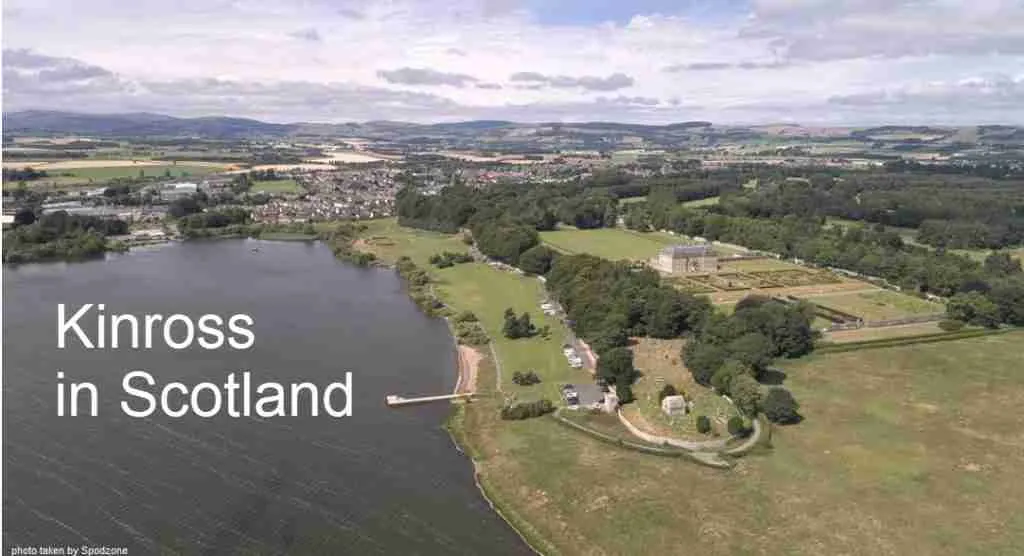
<box><xmin>251</xmin><ymin>247</ymin><xmax>260</xmax><ymax>253</ymax></box>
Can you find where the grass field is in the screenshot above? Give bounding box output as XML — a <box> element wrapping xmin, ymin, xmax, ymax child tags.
<box><xmin>540</xmin><ymin>227</ymin><xmax>689</xmax><ymax>260</ymax></box>
<box><xmin>356</xmin><ymin>218</ymin><xmax>469</xmax><ymax>267</ymax></box>
<box><xmin>682</xmin><ymin>196</ymin><xmax>720</xmax><ymax>208</ymax></box>
<box><xmin>354</xmin><ymin>220</ymin><xmax>1024</xmax><ymax>555</ymax></box>
<box><xmin>807</xmin><ymin>289</ymin><xmax>944</xmax><ymax>321</ymax></box>
<box><xmin>251</xmin><ymin>179</ymin><xmax>303</xmax><ymax>194</ymax></box>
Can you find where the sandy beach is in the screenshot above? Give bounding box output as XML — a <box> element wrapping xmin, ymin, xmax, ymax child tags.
<box><xmin>455</xmin><ymin>345</ymin><xmax>482</xmax><ymax>394</ymax></box>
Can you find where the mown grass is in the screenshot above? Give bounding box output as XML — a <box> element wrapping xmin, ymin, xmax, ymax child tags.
<box><xmin>682</xmin><ymin>195</ymin><xmax>720</xmax><ymax>208</ymax></box>
<box><xmin>355</xmin><ymin>220</ymin><xmax>1024</xmax><ymax>555</ymax></box>
<box><xmin>810</xmin><ymin>289</ymin><xmax>944</xmax><ymax>321</ymax></box>
<box><xmin>356</xmin><ymin>218</ymin><xmax>469</xmax><ymax>267</ymax></box>
<box><xmin>540</xmin><ymin>227</ymin><xmax>690</xmax><ymax>261</ymax></box>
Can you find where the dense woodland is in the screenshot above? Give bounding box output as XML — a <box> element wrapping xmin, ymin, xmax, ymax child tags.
<box><xmin>715</xmin><ymin>172</ymin><xmax>1024</xmax><ymax>249</ymax></box>
<box><xmin>397</xmin><ymin>167</ymin><xmax>1024</xmax><ymax>332</ymax></box>
<box><xmin>3</xmin><ymin>211</ymin><xmax>128</xmax><ymax>263</ymax></box>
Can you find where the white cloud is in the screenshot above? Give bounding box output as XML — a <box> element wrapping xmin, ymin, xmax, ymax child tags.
<box><xmin>1</xmin><ymin>0</ymin><xmax>1023</xmax><ymax>123</ymax></box>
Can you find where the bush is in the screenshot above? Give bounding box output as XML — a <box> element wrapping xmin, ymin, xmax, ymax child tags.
<box><xmin>501</xmin><ymin>399</ymin><xmax>554</xmax><ymax>420</ymax></box>
<box><xmin>455</xmin><ymin>322</ymin><xmax>489</xmax><ymax>345</ymax></box>
<box><xmin>657</xmin><ymin>384</ymin><xmax>678</xmax><ymax>402</ymax></box>
<box><xmin>696</xmin><ymin>415</ymin><xmax>711</xmax><ymax>434</ymax></box>
<box><xmin>727</xmin><ymin>416</ymin><xmax>749</xmax><ymax>437</ymax></box>
<box><xmin>762</xmin><ymin>387</ymin><xmax>801</xmax><ymax>424</ymax></box>
<box><xmin>453</xmin><ymin>310</ymin><xmax>478</xmax><ymax>323</ymax></box>
<box><xmin>512</xmin><ymin>370</ymin><xmax>541</xmax><ymax>386</ymax></box>
<box><xmin>429</xmin><ymin>251</ymin><xmax>473</xmax><ymax>268</ymax></box>
<box><xmin>938</xmin><ymin>319</ymin><xmax>965</xmax><ymax>332</ymax></box>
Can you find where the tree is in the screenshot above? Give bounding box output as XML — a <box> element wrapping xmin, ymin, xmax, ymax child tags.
<box><xmin>597</xmin><ymin>347</ymin><xmax>636</xmax><ymax>386</ymax></box>
<box><xmin>518</xmin><ymin>245</ymin><xmax>557</xmax><ymax>275</ymax></box>
<box><xmin>984</xmin><ymin>252</ymin><xmax>1022</xmax><ymax>277</ymax></box>
<box><xmin>13</xmin><ymin>208</ymin><xmax>36</xmax><ymax>227</ymax></box>
<box><xmin>730</xmin><ymin>374</ymin><xmax>763</xmax><ymax>416</ymax></box>
<box><xmin>696</xmin><ymin>415</ymin><xmax>711</xmax><ymax>434</ymax></box>
<box><xmin>711</xmin><ymin>360</ymin><xmax>752</xmax><ymax>395</ymax></box>
<box><xmin>727</xmin><ymin>416</ymin><xmax>748</xmax><ymax>436</ymax></box>
<box><xmin>762</xmin><ymin>387</ymin><xmax>800</xmax><ymax>424</ymax></box>
<box><xmin>657</xmin><ymin>384</ymin><xmax>678</xmax><ymax>402</ymax></box>
<box><xmin>616</xmin><ymin>383</ymin><xmax>635</xmax><ymax>404</ymax></box>
<box><xmin>683</xmin><ymin>341</ymin><xmax>728</xmax><ymax>386</ymax></box>
<box><xmin>947</xmin><ymin>291</ymin><xmax>1000</xmax><ymax>328</ymax></box>
<box><xmin>727</xmin><ymin>332</ymin><xmax>775</xmax><ymax>373</ymax></box>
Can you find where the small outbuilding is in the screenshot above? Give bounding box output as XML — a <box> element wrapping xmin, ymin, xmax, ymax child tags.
<box><xmin>661</xmin><ymin>394</ymin><xmax>688</xmax><ymax>416</ymax></box>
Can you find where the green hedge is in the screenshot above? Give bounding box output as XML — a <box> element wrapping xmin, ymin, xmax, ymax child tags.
<box><xmin>816</xmin><ymin>328</ymin><xmax>1012</xmax><ymax>354</ymax></box>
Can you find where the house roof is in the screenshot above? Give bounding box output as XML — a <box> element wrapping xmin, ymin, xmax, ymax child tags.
<box><xmin>573</xmin><ymin>383</ymin><xmax>605</xmax><ymax>406</ymax></box>
<box><xmin>661</xmin><ymin>244</ymin><xmax>710</xmax><ymax>257</ymax></box>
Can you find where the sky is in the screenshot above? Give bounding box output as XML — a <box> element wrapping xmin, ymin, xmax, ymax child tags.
<box><xmin>2</xmin><ymin>0</ymin><xmax>1023</xmax><ymax>125</ymax></box>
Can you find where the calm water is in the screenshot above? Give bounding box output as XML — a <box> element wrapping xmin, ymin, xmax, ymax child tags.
<box><xmin>3</xmin><ymin>240</ymin><xmax>529</xmax><ymax>555</ymax></box>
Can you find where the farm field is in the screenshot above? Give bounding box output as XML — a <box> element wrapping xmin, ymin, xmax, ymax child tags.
<box><xmin>251</xmin><ymin>179</ymin><xmax>303</xmax><ymax>194</ymax></box>
<box><xmin>540</xmin><ymin>226</ymin><xmax>691</xmax><ymax>260</ymax></box>
<box><xmin>805</xmin><ymin>289</ymin><xmax>944</xmax><ymax>321</ymax></box>
<box><xmin>58</xmin><ymin>164</ymin><xmax>227</xmax><ymax>180</ymax></box>
<box><xmin>356</xmin><ymin>221</ymin><xmax>1024</xmax><ymax>555</ymax></box>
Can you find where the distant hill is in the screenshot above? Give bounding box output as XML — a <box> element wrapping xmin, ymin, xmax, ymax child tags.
<box><xmin>2</xmin><ymin>111</ymin><xmax>291</xmax><ymax>138</ymax></box>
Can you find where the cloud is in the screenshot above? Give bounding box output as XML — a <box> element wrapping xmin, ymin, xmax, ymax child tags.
<box><xmin>744</xmin><ymin>0</ymin><xmax>1024</xmax><ymax>61</ymax></box>
<box><xmin>288</xmin><ymin>27</ymin><xmax>322</xmax><ymax>42</ymax></box>
<box><xmin>508</xmin><ymin>71</ymin><xmax>634</xmax><ymax>91</ymax></box>
<box><xmin>377</xmin><ymin>67</ymin><xmax>479</xmax><ymax>87</ymax></box>
<box><xmin>664</xmin><ymin>60</ymin><xmax>790</xmax><ymax>72</ymax></box>
<box><xmin>2</xmin><ymin>1</ymin><xmax>1023</xmax><ymax>124</ymax></box>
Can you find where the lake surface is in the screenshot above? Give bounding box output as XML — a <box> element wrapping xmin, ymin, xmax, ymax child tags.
<box><xmin>3</xmin><ymin>240</ymin><xmax>530</xmax><ymax>555</ymax></box>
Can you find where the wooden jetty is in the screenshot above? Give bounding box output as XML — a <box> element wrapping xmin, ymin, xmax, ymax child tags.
<box><xmin>385</xmin><ymin>392</ymin><xmax>473</xmax><ymax>407</ymax></box>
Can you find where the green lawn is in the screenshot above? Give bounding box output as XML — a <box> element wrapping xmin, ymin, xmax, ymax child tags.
<box><xmin>252</xmin><ymin>178</ymin><xmax>303</xmax><ymax>194</ymax></box>
<box><xmin>357</xmin><ymin>218</ymin><xmax>469</xmax><ymax>267</ymax></box>
<box><xmin>809</xmin><ymin>289</ymin><xmax>944</xmax><ymax>321</ymax></box>
<box><xmin>434</xmin><ymin>264</ymin><xmax>587</xmax><ymax>399</ymax></box>
<box><xmin>619</xmin><ymin>196</ymin><xmax>647</xmax><ymax>204</ymax></box>
<box><xmin>540</xmin><ymin>226</ymin><xmax>690</xmax><ymax>261</ymax></box>
<box><xmin>682</xmin><ymin>195</ymin><xmax>720</xmax><ymax>208</ymax></box>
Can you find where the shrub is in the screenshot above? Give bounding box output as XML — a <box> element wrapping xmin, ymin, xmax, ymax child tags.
<box><xmin>657</xmin><ymin>384</ymin><xmax>678</xmax><ymax>402</ymax></box>
<box><xmin>727</xmin><ymin>416</ymin><xmax>749</xmax><ymax>437</ymax></box>
<box><xmin>762</xmin><ymin>387</ymin><xmax>801</xmax><ymax>424</ymax></box>
<box><xmin>938</xmin><ymin>319</ymin><xmax>964</xmax><ymax>332</ymax></box>
<box><xmin>512</xmin><ymin>370</ymin><xmax>541</xmax><ymax>386</ymax></box>
<box><xmin>429</xmin><ymin>251</ymin><xmax>473</xmax><ymax>268</ymax></box>
<box><xmin>696</xmin><ymin>415</ymin><xmax>711</xmax><ymax>434</ymax></box>
<box><xmin>501</xmin><ymin>399</ymin><xmax>554</xmax><ymax>420</ymax></box>
<box><xmin>454</xmin><ymin>310</ymin><xmax>478</xmax><ymax>323</ymax></box>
